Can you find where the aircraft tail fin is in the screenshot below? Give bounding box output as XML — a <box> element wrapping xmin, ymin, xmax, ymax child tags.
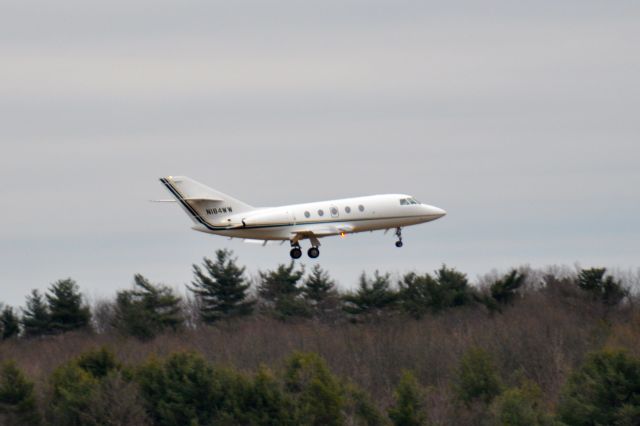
<box><xmin>159</xmin><ymin>176</ymin><xmax>253</xmax><ymax>225</ymax></box>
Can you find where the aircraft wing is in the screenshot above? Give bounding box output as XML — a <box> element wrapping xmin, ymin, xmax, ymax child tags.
<box><xmin>291</xmin><ymin>223</ymin><xmax>354</xmax><ymax>244</ymax></box>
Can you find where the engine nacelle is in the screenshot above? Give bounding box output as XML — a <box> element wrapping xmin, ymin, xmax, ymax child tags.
<box><xmin>242</xmin><ymin>208</ymin><xmax>291</xmax><ymax>227</ymax></box>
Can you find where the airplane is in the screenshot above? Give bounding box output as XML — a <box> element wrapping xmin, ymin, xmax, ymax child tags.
<box><xmin>158</xmin><ymin>176</ymin><xmax>446</xmax><ymax>259</ymax></box>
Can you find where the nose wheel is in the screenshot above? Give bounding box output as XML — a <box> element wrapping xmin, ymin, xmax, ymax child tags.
<box><xmin>395</xmin><ymin>227</ymin><xmax>403</xmax><ymax>248</ymax></box>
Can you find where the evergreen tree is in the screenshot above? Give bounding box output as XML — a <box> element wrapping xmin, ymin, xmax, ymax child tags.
<box><xmin>434</xmin><ymin>265</ymin><xmax>473</xmax><ymax>308</ymax></box>
<box><xmin>258</xmin><ymin>263</ymin><xmax>308</xmax><ymax>319</ymax></box>
<box><xmin>388</xmin><ymin>371</ymin><xmax>428</xmax><ymax>426</ymax></box>
<box><xmin>1</xmin><ymin>306</ymin><xmax>20</xmax><ymax>340</ymax></box>
<box><xmin>137</xmin><ymin>351</ymin><xmax>247</xmax><ymax>426</ymax></box>
<box><xmin>46</xmin><ymin>278</ymin><xmax>91</xmax><ymax>333</ymax></box>
<box><xmin>490</xmin><ymin>381</ymin><xmax>553</xmax><ymax>426</ymax></box>
<box><xmin>302</xmin><ymin>265</ymin><xmax>340</xmax><ymax>318</ymax></box>
<box><xmin>283</xmin><ymin>352</ymin><xmax>346</xmax><ymax>425</ymax></box>
<box><xmin>189</xmin><ymin>249</ymin><xmax>254</xmax><ymax>323</ymax></box>
<box><xmin>113</xmin><ymin>274</ymin><xmax>183</xmax><ymax>340</ymax></box>
<box><xmin>0</xmin><ymin>361</ymin><xmax>40</xmax><ymax>426</ymax></box>
<box><xmin>343</xmin><ymin>271</ymin><xmax>397</xmax><ymax>317</ymax></box>
<box><xmin>558</xmin><ymin>349</ymin><xmax>640</xmax><ymax>425</ymax></box>
<box><xmin>50</xmin><ymin>362</ymin><xmax>98</xmax><ymax>426</ymax></box>
<box><xmin>577</xmin><ymin>267</ymin><xmax>627</xmax><ymax>306</ymax></box>
<box><xmin>490</xmin><ymin>270</ymin><xmax>526</xmax><ymax>305</ymax></box>
<box><xmin>398</xmin><ymin>272</ymin><xmax>440</xmax><ymax>318</ymax></box>
<box><xmin>453</xmin><ymin>347</ymin><xmax>503</xmax><ymax>406</ymax></box>
<box><xmin>21</xmin><ymin>290</ymin><xmax>51</xmax><ymax>338</ymax></box>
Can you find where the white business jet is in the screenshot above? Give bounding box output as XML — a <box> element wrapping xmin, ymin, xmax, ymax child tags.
<box><xmin>159</xmin><ymin>176</ymin><xmax>446</xmax><ymax>259</ymax></box>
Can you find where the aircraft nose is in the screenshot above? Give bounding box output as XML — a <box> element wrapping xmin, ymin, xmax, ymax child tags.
<box><xmin>423</xmin><ymin>205</ymin><xmax>447</xmax><ymax>218</ymax></box>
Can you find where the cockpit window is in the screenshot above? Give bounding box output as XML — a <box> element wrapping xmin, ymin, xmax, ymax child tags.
<box><xmin>400</xmin><ymin>198</ymin><xmax>420</xmax><ymax>205</ymax></box>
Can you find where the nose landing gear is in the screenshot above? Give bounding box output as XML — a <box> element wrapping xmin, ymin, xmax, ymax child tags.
<box><xmin>395</xmin><ymin>227</ymin><xmax>403</xmax><ymax>248</ymax></box>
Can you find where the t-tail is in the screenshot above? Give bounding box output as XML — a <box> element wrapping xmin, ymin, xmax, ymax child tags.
<box><xmin>159</xmin><ymin>176</ymin><xmax>254</xmax><ymax>226</ymax></box>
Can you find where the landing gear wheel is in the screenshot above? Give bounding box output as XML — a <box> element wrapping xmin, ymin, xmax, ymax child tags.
<box><xmin>308</xmin><ymin>247</ymin><xmax>320</xmax><ymax>258</ymax></box>
<box><xmin>395</xmin><ymin>227</ymin><xmax>403</xmax><ymax>248</ymax></box>
<box><xmin>290</xmin><ymin>248</ymin><xmax>302</xmax><ymax>259</ymax></box>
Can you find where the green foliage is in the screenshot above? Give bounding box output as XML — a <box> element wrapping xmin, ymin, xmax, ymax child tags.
<box><xmin>490</xmin><ymin>381</ymin><xmax>553</xmax><ymax>426</ymax></box>
<box><xmin>21</xmin><ymin>290</ymin><xmax>52</xmax><ymax>337</ymax></box>
<box><xmin>1</xmin><ymin>306</ymin><xmax>20</xmax><ymax>339</ymax></box>
<box><xmin>113</xmin><ymin>274</ymin><xmax>183</xmax><ymax>339</ymax></box>
<box><xmin>258</xmin><ymin>262</ymin><xmax>309</xmax><ymax>319</ymax></box>
<box><xmin>137</xmin><ymin>351</ymin><xmax>250</xmax><ymax>426</ymax></box>
<box><xmin>284</xmin><ymin>352</ymin><xmax>346</xmax><ymax>425</ymax></box>
<box><xmin>558</xmin><ymin>349</ymin><xmax>640</xmax><ymax>426</ymax></box>
<box><xmin>454</xmin><ymin>347</ymin><xmax>503</xmax><ymax>406</ymax></box>
<box><xmin>490</xmin><ymin>270</ymin><xmax>526</xmax><ymax>306</ymax></box>
<box><xmin>302</xmin><ymin>265</ymin><xmax>340</xmax><ymax>318</ymax></box>
<box><xmin>397</xmin><ymin>266</ymin><xmax>476</xmax><ymax>317</ymax></box>
<box><xmin>434</xmin><ymin>265</ymin><xmax>474</xmax><ymax>308</ymax></box>
<box><xmin>242</xmin><ymin>366</ymin><xmax>296</xmax><ymax>425</ymax></box>
<box><xmin>343</xmin><ymin>271</ymin><xmax>397</xmax><ymax>317</ymax></box>
<box><xmin>398</xmin><ymin>272</ymin><xmax>440</xmax><ymax>318</ymax></box>
<box><xmin>577</xmin><ymin>268</ymin><xmax>628</xmax><ymax>306</ymax></box>
<box><xmin>344</xmin><ymin>383</ymin><xmax>386</xmax><ymax>426</ymax></box>
<box><xmin>388</xmin><ymin>371</ymin><xmax>428</xmax><ymax>426</ymax></box>
<box><xmin>49</xmin><ymin>347</ymin><xmax>124</xmax><ymax>425</ymax></box>
<box><xmin>50</xmin><ymin>362</ymin><xmax>99</xmax><ymax>426</ymax></box>
<box><xmin>189</xmin><ymin>249</ymin><xmax>255</xmax><ymax>323</ymax></box>
<box><xmin>46</xmin><ymin>278</ymin><xmax>91</xmax><ymax>333</ymax></box>
<box><xmin>0</xmin><ymin>361</ymin><xmax>40</xmax><ymax>426</ymax></box>
<box><xmin>76</xmin><ymin>347</ymin><xmax>121</xmax><ymax>379</ymax></box>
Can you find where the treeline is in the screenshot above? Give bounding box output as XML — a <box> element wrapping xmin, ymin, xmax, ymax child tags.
<box><xmin>1</xmin><ymin>251</ymin><xmax>639</xmax><ymax>425</ymax></box>
<box><xmin>0</xmin><ymin>250</ymin><xmax>632</xmax><ymax>340</ymax></box>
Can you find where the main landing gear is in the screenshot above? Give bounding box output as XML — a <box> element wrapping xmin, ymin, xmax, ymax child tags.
<box><xmin>289</xmin><ymin>242</ymin><xmax>320</xmax><ymax>259</ymax></box>
<box><xmin>395</xmin><ymin>227</ymin><xmax>403</xmax><ymax>248</ymax></box>
<box><xmin>290</xmin><ymin>242</ymin><xmax>302</xmax><ymax>259</ymax></box>
<box><xmin>308</xmin><ymin>247</ymin><xmax>320</xmax><ymax>259</ymax></box>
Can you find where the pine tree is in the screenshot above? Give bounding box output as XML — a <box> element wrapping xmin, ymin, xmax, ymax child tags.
<box><xmin>21</xmin><ymin>290</ymin><xmax>51</xmax><ymax>337</ymax></box>
<box><xmin>558</xmin><ymin>349</ymin><xmax>640</xmax><ymax>425</ymax></box>
<box><xmin>188</xmin><ymin>249</ymin><xmax>254</xmax><ymax>323</ymax></box>
<box><xmin>453</xmin><ymin>347</ymin><xmax>503</xmax><ymax>406</ymax></box>
<box><xmin>434</xmin><ymin>265</ymin><xmax>473</xmax><ymax>308</ymax></box>
<box><xmin>343</xmin><ymin>271</ymin><xmax>397</xmax><ymax>317</ymax></box>
<box><xmin>113</xmin><ymin>274</ymin><xmax>183</xmax><ymax>339</ymax></box>
<box><xmin>0</xmin><ymin>306</ymin><xmax>20</xmax><ymax>340</ymax></box>
<box><xmin>302</xmin><ymin>265</ymin><xmax>339</xmax><ymax>318</ymax></box>
<box><xmin>398</xmin><ymin>272</ymin><xmax>440</xmax><ymax>318</ymax></box>
<box><xmin>577</xmin><ymin>267</ymin><xmax>628</xmax><ymax>306</ymax></box>
<box><xmin>388</xmin><ymin>371</ymin><xmax>428</xmax><ymax>426</ymax></box>
<box><xmin>0</xmin><ymin>360</ymin><xmax>40</xmax><ymax>425</ymax></box>
<box><xmin>258</xmin><ymin>263</ymin><xmax>308</xmax><ymax>319</ymax></box>
<box><xmin>46</xmin><ymin>278</ymin><xmax>91</xmax><ymax>333</ymax></box>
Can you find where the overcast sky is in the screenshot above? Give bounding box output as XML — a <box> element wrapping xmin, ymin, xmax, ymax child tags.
<box><xmin>1</xmin><ymin>0</ymin><xmax>639</xmax><ymax>306</ymax></box>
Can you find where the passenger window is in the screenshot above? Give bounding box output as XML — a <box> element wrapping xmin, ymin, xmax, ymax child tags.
<box><xmin>345</xmin><ymin>206</ymin><xmax>351</xmax><ymax>213</ymax></box>
<box><xmin>318</xmin><ymin>209</ymin><xmax>324</xmax><ymax>217</ymax></box>
<box><xmin>304</xmin><ymin>211</ymin><xmax>310</xmax><ymax>218</ymax></box>
<box><xmin>358</xmin><ymin>205</ymin><xmax>365</xmax><ymax>212</ymax></box>
<box><xmin>330</xmin><ymin>207</ymin><xmax>338</xmax><ymax>217</ymax></box>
